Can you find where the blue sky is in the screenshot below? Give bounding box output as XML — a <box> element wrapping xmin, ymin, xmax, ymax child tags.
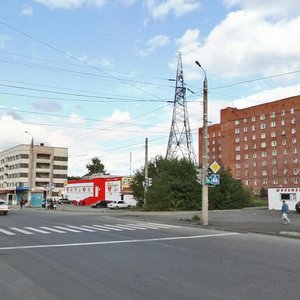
<box><xmin>1</xmin><ymin>0</ymin><xmax>300</xmax><ymax>176</ymax></box>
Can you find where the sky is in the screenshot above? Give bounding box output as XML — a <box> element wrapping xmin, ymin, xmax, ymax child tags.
<box><xmin>1</xmin><ymin>0</ymin><xmax>300</xmax><ymax>176</ymax></box>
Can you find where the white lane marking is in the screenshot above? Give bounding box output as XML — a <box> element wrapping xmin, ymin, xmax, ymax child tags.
<box><xmin>40</xmin><ymin>227</ymin><xmax>67</xmax><ymax>233</ymax></box>
<box><xmin>138</xmin><ymin>222</ymin><xmax>179</xmax><ymax>228</ymax></box>
<box><xmin>24</xmin><ymin>227</ymin><xmax>51</xmax><ymax>234</ymax></box>
<box><xmin>92</xmin><ymin>225</ymin><xmax>123</xmax><ymax>231</ymax></box>
<box><xmin>126</xmin><ymin>223</ymin><xmax>160</xmax><ymax>230</ymax></box>
<box><xmin>82</xmin><ymin>225</ymin><xmax>109</xmax><ymax>232</ymax></box>
<box><xmin>10</xmin><ymin>227</ymin><xmax>34</xmax><ymax>235</ymax></box>
<box><xmin>0</xmin><ymin>228</ymin><xmax>16</xmax><ymax>235</ymax></box>
<box><xmin>53</xmin><ymin>226</ymin><xmax>81</xmax><ymax>233</ymax></box>
<box><xmin>0</xmin><ymin>233</ymin><xmax>240</xmax><ymax>251</ymax></box>
<box><xmin>104</xmin><ymin>224</ymin><xmax>136</xmax><ymax>231</ymax></box>
<box><xmin>67</xmin><ymin>226</ymin><xmax>96</xmax><ymax>232</ymax></box>
<box><xmin>116</xmin><ymin>224</ymin><xmax>148</xmax><ymax>230</ymax></box>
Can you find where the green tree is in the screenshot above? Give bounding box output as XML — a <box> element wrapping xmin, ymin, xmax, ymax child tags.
<box><xmin>85</xmin><ymin>157</ymin><xmax>108</xmax><ymax>176</ymax></box>
<box><xmin>131</xmin><ymin>156</ymin><xmax>201</xmax><ymax>211</ymax></box>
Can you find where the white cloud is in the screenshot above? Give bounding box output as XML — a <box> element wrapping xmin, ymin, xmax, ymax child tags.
<box><xmin>146</xmin><ymin>0</ymin><xmax>200</xmax><ymax>19</ymax></box>
<box><xmin>34</xmin><ymin>0</ymin><xmax>107</xmax><ymax>9</ymax></box>
<box><xmin>140</xmin><ymin>35</ymin><xmax>170</xmax><ymax>56</ymax></box>
<box><xmin>68</xmin><ymin>113</ymin><xmax>86</xmax><ymax>124</ymax></box>
<box><xmin>21</xmin><ymin>6</ymin><xmax>34</xmax><ymax>16</ymax></box>
<box><xmin>174</xmin><ymin>2</ymin><xmax>300</xmax><ymax>86</ymax></box>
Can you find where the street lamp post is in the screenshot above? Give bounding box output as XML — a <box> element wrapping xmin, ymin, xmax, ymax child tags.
<box><xmin>25</xmin><ymin>131</ymin><xmax>34</xmax><ymax>207</ymax></box>
<box><xmin>195</xmin><ymin>61</ymin><xmax>209</xmax><ymax>226</ymax></box>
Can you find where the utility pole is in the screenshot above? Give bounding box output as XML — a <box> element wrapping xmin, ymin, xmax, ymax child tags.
<box><xmin>144</xmin><ymin>138</ymin><xmax>148</xmax><ymax>205</ymax></box>
<box><xmin>195</xmin><ymin>61</ymin><xmax>209</xmax><ymax>226</ymax></box>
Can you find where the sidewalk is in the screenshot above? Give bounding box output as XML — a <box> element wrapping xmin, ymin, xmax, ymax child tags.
<box><xmin>22</xmin><ymin>205</ymin><xmax>300</xmax><ymax>239</ymax></box>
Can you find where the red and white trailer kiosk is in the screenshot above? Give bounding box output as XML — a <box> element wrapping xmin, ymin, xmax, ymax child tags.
<box><xmin>64</xmin><ymin>176</ymin><xmax>135</xmax><ymax>206</ymax></box>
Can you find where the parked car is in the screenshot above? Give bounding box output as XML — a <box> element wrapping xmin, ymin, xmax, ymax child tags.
<box><xmin>107</xmin><ymin>200</ymin><xmax>131</xmax><ymax>209</ymax></box>
<box><xmin>0</xmin><ymin>200</ymin><xmax>10</xmax><ymax>215</ymax></box>
<box><xmin>90</xmin><ymin>200</ymin><xmax>109</xmax><ymax>208</ymax></box>
<box><xmin>58</xmin><ymin>198</ymin><xmax>72</xmax><ymax>204</ymax></box>
<box><xmin>295</xmin><ymin>201</ymin><xmax>300</xmax><ymax>213</ymax></box>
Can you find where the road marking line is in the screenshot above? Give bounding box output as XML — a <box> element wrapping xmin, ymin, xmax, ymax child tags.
<box><xmin>53</xmin><ymin>226</ymin><xmax>81</xmax><ymax>233</ymax></box>
<box><xmin>0</xmin><ymin>233</ymin><xmax>239</xmax><ymax>251</ymax></box>
<box><xmin>9</xmin><ymin>227</ymin><xmax>34</xmax><ymax>235</ymax></box>
<box><xmin>116</xmin><ymin>224</ymin><xmax>148</xmax><ymax>230</ymax></box>
<box><xmin>92</xmin><ymin>225</ymin><xmax>123</xmax><ymax>231</ymax></box>
<box><xmin>67</xmin><ymin>226</ymin><xmax>96</xmax><ymax>232</ymax></box>
<box><xmin>24</xmin><ymin>227</ymin><xmax>51</xmax><ymax>234</ymax></box>
<box><xmin>82</xmin><ymin>225</ymin><xmax>109</xmax><ymax>232</ymax></box>
<box><xmin>106</xmin><ymin>224</ymin><xmax>136</xmax><ymax>230</ymax></box>
<box><xmin>126</xmin><ymin>223</ymin><xmax>160</xmax><ymax>230</ymax></box>
<box><xmin>139</xmin><ymin>222</ymin><xmax>179</xmax><ymax>228</ymax></box>
<box><xmin>0</xmin><ymin>228</ymin><xmax>16</xmax><ymax>235</ymax></box>
<box><xmin>40</xmin><ymin>227</ymin><xmax>67</xmax><ymax>233</ymax></box>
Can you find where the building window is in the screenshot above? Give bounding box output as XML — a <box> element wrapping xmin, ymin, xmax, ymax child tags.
<box><xmin>271</xmin><ymin>140</ymin><xmax>277</xmax><ymax>147</ymax></box>
<box><xmin>262</xmin><ymin>170</ymin><xmax>267</xmax><ymax>176</ymax></box>
<box><xmin>252</xmin><ymin>125</ymin><xmax>255</xmax><ymax>131</ymax></box>
<box><xmin>262</xmin><ymin>152</ymin><xmax>267</xmax><ymax>158</ymax></box>
<box><xmin>281</xmin><ymin>110</ymin><xmax>285</xmax><ymax>116</ymax></box>
<box><xmin>253</xmin><ymin>153</ymin><xmax>257</xmax><ymax>158</ymax></box>
<box><xmin>235</xmin><ymin>137</ymin><xmax>240</xmax><ymax>143</ymax></box>
<box><xmin>260</xmin><ymin>123</ymin><xmax>266</xmax><ymax>130</ymax></box>
<box><xmin>272</xmin><ymin>159</ymin><xmax>277</xmax><ymax>165</ymax></box>
<box><xmin>293</xmin><ymin>158</ymin><xmax>298</xmax><ymax>164</ymax></box>
<box><xmin>260</xmin><ymin>114</ymin><xmax>265</xmax><ymax>120</ymax></box>
<box><xmin>245</xmin><ymin>162</ymin><xmax>249</xmax><ymax>168</ymax></box>
<box><xmin>273</xmin><ymin>179</ymin><xmax>278</xmax><ymax>184</ymax></box>
<box><xmin>283</xmin><ymin>169</ymin><xmax>288</xmax><ymax>175</ymax></box>
<box><xmin>272</xmin><ymin>150</ymin><xmax>277</xmax><ymax>156</ymax></box>
<box><xmin>254</xmin><ymin>179</ymin><xmax>258</xmax><ymax>186</ymax></box>
<box><xmin>292</xmin><ymin>137</ymin><xmax>297</xmax><ymax>144</ymax></box>
<box><xmin>273</xmin><ymin>169</ymin><xmax>278</xmax><ymax>175</ymax></box>
<box><xmin>252</xmin><ymin>134</ymin><xmax>256</xmax><ymax>140</ymax></box>
<box><xmin>284</xmin><ymin>178</ymin><xmax>288</xmax><ymax>184</ymax></box>
<box><xmin>245</xmin><ymin>154</ymin><xmax>249</xmax><ymax>159</ymax></box>
<box><xmin>261</xmin><ymin>133</ymin><xmax>266</xmax><ymax>139</ymax></box>
<box><xmin>270</xmin><ymin>112</ymin><xmax>275</xmax><ymax>118</ymax></box>
<box><xmin>261</xmin><ymin>142</ymin><xmax>266</xmax><ymax>148</ymax></box>
<box><xmin>245</xmin><ymin>171</ymin><xmax>249</xmax><ymax>177</ymax></box>
<box><xmin>291</xmin><ymin>118</ymin><xmax>296</xmax><ymax>124</ymax></box>
<box><xmin>236</xmin><ymin>154</ymin><xmax>241</xmax><ymax>160</ymax></box>
<box><xmin>252</xmin><ymin>116</ymin><xmax>256</xmax><ymax>122</ymax></box>
<box><xmin>292</xmin><ymin>128</ymin><xmax>296</xmax><ymax>134</ymax></box>
<box><xmin>244</xmin><ymin>136</ymin><xmax>248</xmax><ymax>142</ymax></box>
<box><xmin>282</xmin><ymin>139</ymin><xmax>286</xmax><ymax>145</ymax></box>
<box><xmin>253</xmin><ymin>143</ymin><xmax>257</xmax><ymax>149</ymax></box>
<box><xmin>282</xmin><ymin>130</ymin><xmax>286</xmax><ymax>136</ymax></box>
<box><xmin>283</xmin><ymin>159</ymin><xmax>287</xmax><ymax>165</ymax></box>
<box><xmin>293</xmin><ymin>148</ymin><xmax>297</xmax><ymax>154</ymax></box>
<box><xmin>235</xmin><ymin>146</ymin><xmax>240</xmax><ymax>151</ymax></box>
<box><xmin>291</xmin><ymin>108</ymin><xmax>295</xmax><ymax>114</ymax></box>
<box><xmin>244</xmin><ymin>127</ymin><xmax>248</xmax><ymax>132</ymax></box>
<box><xmin>263</xmin><ymin>179</ymin><xmax>268</xmax><ymax>185</ymax></box>
<box><xmin>253</xmin><ymin>161</ymin><xmax>257</xmax><ymax>167</ymax></box>
<box><xmin>236</xmin><ymin>171</ymin><xmax>241</xmax><ymax>177</ymax></box>
<box><xmin>271</xmin><ymin>131</ymin><xmax>276</xmax><ymax>137</ymax></box>
<box><xmin>270</xmin><ymin>121</ymin><xmax>276</xmax><ymax>127</ymax></box>
<box><xmin>253</xmin><ymin>170</ymin><xmax>257</xmax><ymax>176</ymax></box>
<box><xmin>281</xmin><ymin>120</ymin><xmax>285</xmax><ymax>126</ymax></box>
<box><xmin>235</xmin><ymin>128</ymin><xmax>240</xmax><ymax>134</ymax></box>
<box><xmin>236</xmin><ymin>163</ymin><xmax>241</xmax><ymax>169</ymax></box>
<box><xmin>262</xmin><ymin>160</ymin><xmax>267</xmax><ymax>166</ymax></box>
<box><xmin>235</xmin><ymin>120</ymin><xmax>240</xmax><ymax>125</ymax></box>
<box><xmin>244</xmin><ymin>144</ymin><xmax>248</xmax><ymax>150</ymax></box>
<box><xmin>283</xmin><ymin>149</ymin><xmax>287</xmax><ymax>155</ymax></box>
<box><xmin>294</xmin><ymin>178</ymin><xmax>299</xmax><ymax>184</ymax></box>
<box><xmin>245</xmin><ymin>180</ymin><xmax>250</xmax><ymax>185</ymax></box>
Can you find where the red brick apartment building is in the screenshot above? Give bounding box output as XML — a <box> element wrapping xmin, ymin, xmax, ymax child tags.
<box><xmin>198</xmin><ymin>95</ymin><xmax>300</xmax><ymax>194</ymax></box>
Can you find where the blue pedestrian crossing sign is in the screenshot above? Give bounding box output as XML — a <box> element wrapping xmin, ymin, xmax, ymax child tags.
<box><xmin>210</xmin><ymin>174</ymin><xmax>220</xmax><ymax>185</ymax></box>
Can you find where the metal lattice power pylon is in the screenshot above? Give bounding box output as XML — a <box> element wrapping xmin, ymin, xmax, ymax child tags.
<box><xmin>166</xmin><ymin>53</ymin><xmax>196</xmax><ymax>164</ymax></box>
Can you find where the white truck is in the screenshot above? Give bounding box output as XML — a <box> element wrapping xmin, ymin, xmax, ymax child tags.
<box><xmin>268</xmin><ymin>187</ymin><xmax>299</xmax><ymax>211</ymax></box>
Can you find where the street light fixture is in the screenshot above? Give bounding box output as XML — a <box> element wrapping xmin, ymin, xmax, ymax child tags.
<box><xmin>195</xmin><ymin>61</ymin><xmax>209</xmax><ymax>226</ymax></box>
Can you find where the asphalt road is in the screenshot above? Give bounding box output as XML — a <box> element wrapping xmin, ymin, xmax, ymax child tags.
<box><xmin>0</xmin><ymin>208</ymin><xmax>300</xmax><ymax>300</ymax></box>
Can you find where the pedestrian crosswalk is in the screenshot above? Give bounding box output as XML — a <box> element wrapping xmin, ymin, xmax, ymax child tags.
<box><xmin>0</xmin><ymin>222</ymin><xmax>178</xmax><ymax>236</ymax></box>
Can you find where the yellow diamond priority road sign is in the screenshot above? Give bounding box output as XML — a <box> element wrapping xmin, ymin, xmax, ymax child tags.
<box><xmin>210</xmin><ymin>161</ymin><xmax>220</xmax><ymax>174</ymax></box>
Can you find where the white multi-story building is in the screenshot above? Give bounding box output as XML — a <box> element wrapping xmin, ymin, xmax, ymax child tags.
<box><xmin>0</xmin><ymin>143</ymin><xmax>68</xmax><ymax>206</ymax></box>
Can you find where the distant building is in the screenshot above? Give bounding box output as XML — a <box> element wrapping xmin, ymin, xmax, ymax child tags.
<box><xmin>199</xmin><ymin>95</ymin><xmax>300</xmax><ymax>194</ymax></box>
<box><xmin>0</xmin><ymin>143</ymin><xmax>68</xmax><ymax>206</ymax></box>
